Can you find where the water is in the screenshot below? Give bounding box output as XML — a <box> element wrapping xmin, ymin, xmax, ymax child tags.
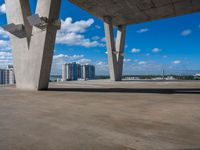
<box><xmin>50</xmin><ymin>75</ymin><xmax>62</xmax><ymax>82</ymax></box>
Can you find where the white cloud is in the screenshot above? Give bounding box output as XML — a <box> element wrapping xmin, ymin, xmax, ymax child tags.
<box><xmin>57</xmin><ymin>32</ymin><xmax>104</xmax><ymax>48</ymax></box>
<box><xmin>56</xmin><ymin>17</ymin><xmax>104</xmax><ymax>48</ymax></box>
<box><xmin>78</xmin><ymin>58</ymin><xmax>91</xmax><ymax>65</ymax></box>
<box><xmin>181</xmin><ymin>29</ymin><xmax>192</xmax><ymax>36</ymax></box>
<box><xmin>51</xmin><ymin>54</ymin><xmax>90</xmax><ymax>74</ymax></box>
<box><xmin>172</xmin><ymin>60</ymin><xmax>181</xmax><ymax>64</ymax></box>
<box><xmin>60</xmin><ymin>17</ymin><xmax>94</xmax><ymax>33</ymax></box>
<box><xmin>101</xmin><ymin>37</ymin><xmax>106</xmax><ymax>42</ymax></box>
<box><xmin>131</xmin><ymin>48</ymin><xmax>140</xmax><ymax>53</ymax></box>
<box><xmin>96</xmin><ymin>61</ymin><xmax>104</xmax><ymax>65</ymax></box>
<box><xmin>137</xmin><ymin>28</ymin><xmax>149</xmax><ymax>33</ymax></box>
<box><xmin>0</xmin><ymin>27</ymin><xmax>9</xmax><ymax>39</ymax></box>
<box><xmin>0</xmin><ymin>26</ymin><xmax>12</xmax><ymax>68</ymax></box>
<box><xmin>0</xmin><ymin>39</ymin><xmax>11</xmax><ymax>51</ymax></box>
<box><xmin>95</xmin><ymin>61</ymin><xmax>109</xmax><ymax>75</ymax></box>
<box><xmin>0</xmin><ymin>27</ymin><xmax>11</xmax><ymax>51</ymax></box>
<box><xmin>124</xmin><ymin>59</ymin><xmax>132</xmax><ymax>62</ymax></box>
<box><xmin>152</xmin><ymin>48</ymin><xmax>162</xmax><ymax>53</ymax></box>
<box><xmin>0</xmin><ymin>3</ymin><xmax>6</xmax><ymax>14</ymax></box>
<box><xmin>125</xmin><ymin>62</ymin><xmax>163</xmax><ymax>75</ymax></box>
<box><xmin>92</xmin><ymin>36</ymin><xmax>100</xmax><ymax>41</ymax></box>
<box><xmin>138</xmin><ymin>61</ymin><xmax>147</xmax><ymax>65</ymax></box>
<box><xmin>0</xmin><ymin>52</ymin><xmax>13</xmax><ymax>68</ymax></box>
<box><xmin>95</xmin><ymin>25</ymin><xmax>101</xmax><ymax>29</ymax></box>
<box><xmin>0</xmin><ymin>51</ymin><xmax>12</xmax><ymax>58</ymax></box>
<box><xmin>0</xmin><ymin>40</ymin><xmax>8</xmax><ymax>47</ymax></box>
<box><xmin>53</xmin><ymin>54</ymin><xmax>84</xmax><ymax>62</ymax></box>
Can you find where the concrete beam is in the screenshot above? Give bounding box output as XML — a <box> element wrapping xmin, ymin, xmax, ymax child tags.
<box><xmin>5</xmin><ymin>0</ymin><xmax>61</xmax><ymax>90</ymax></box>
<box><xmin>69</xmin><ymin>0</ymin><xmax>200</xmax><ymax>26</ymax></box>
<box><xmin>103</xmin><ymin>16</ymin><xmax>126</xmax><ymax>81</ymax></box>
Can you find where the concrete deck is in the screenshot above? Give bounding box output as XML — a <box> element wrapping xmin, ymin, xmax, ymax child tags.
<box><xmin>1</xmin><ymin>80</ymin><xmax>200</xmax><ymax>150</ymax></box>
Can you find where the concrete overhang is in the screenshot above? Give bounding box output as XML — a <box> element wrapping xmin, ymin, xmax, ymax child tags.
<box><xmin>68</xmin><ymin>0</ymin><xmax>200</xmax><ymax>26</ymax></box>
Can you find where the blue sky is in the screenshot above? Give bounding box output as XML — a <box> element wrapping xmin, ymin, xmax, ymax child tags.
<box><xmin>0</xmin><ymin>0</ymin><xmax>200</xmax><ymax>75</ymax></box>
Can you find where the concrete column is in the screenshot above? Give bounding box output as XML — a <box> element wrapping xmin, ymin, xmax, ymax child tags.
<box><xmin>115</xmin><ymin>25</ymin><xmax>126</xmax><ymax>81</ymax></box>
<box><xmin>103</xmin><ymin>16</ymin><xmax>126</xmax><ymax>81</ymax></box>
<box><xmin>103</xmin><ymin>16</ymin><xmax>118</xmax><ymax>81</ymax></box>
<box><xmin>5</xmin><ymin>0</ymin><xmax>61</xmax><ymax>90</ymax></box>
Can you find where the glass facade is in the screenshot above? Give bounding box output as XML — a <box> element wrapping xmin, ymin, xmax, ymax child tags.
<box><xmin>62</xmin><ymin>62</ymin><xmax>95</xmax><ymax>81</ymax></box>
<box><xmin>0</xmin><ymin>66</ymin><xmax>15</xmax><ymax>85</ymax></box>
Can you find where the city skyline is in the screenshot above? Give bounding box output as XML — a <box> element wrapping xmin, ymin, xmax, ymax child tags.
<box><xmin>0</xmin><ymin>0</ymin><xmax>200</xmax><ymax>75</ymax></box>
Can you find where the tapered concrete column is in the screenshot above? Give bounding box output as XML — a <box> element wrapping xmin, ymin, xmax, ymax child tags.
<box><xmin>103</xmin><ymin>16</ymin><xmax>117</xmax><ymax>81</ymax></box>
<box><xmin>116</xmin><ymin>25</ymin><xmax>126</xmax><ymax>81</ymax></box>
<box><xmin>103</xmin><ymin>16</ymin><xmax>126</xmax><ymax>81</ymax></box>
<box><xmin>5</xmin><ymin>0</ymin><xmax>61</xmax><ymax>90</ymax></box>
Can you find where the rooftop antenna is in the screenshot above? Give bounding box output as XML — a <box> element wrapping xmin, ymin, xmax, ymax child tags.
<box><xmin>162</xmin><ymin>69</ymin><xmax>165</xmax><ymax>80</ymax></box>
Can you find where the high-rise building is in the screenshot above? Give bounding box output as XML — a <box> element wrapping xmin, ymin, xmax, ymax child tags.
<box><xmin>82</xmin><ymin>65</ymin><xmax>95</xmax><ymax>80</ymax></box>
<box><xmin>0</xmin><ymin>65</ymin><xmax>15</xmax><ymax>85</ymax></box>
<box><xmin>62</xmin><ymin>62</ymin><xmax>95</xmax><ymax>81</ymax></box>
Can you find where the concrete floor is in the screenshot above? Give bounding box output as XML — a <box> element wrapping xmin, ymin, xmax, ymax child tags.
<box><xmin>0</xmin><ymin>80</ymin><xmax>200</xmax><ymax>150</ymax></box>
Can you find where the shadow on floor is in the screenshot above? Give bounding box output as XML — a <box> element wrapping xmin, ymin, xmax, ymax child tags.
<box><xmin>47</xmin><ymin>88</ymin><xmax>200</xmax><ymax>94</ymax></box>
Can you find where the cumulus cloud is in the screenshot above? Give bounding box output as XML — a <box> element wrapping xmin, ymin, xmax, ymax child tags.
<box><xmin>56</xmin><ymin>17</ymin><xmax>104</xmax><ymax>48</ymax></box>
<box><xmin>0</xmin><ymin>52</ymin><xmax>13</xmax><ymax>68</ymax></box>
<box><xmin>60</xmin><ymin>17</ymin><xmax>94</xmax><ymax>33</ymax></box>
<box><xmin>51</xmin><ymin>54</ymin><xmax>92</xmax><ymax>74</ymax></box>
<box><xmin>101</xmin><ymin>37</ymin><xmax>106</xmax><ymax>42</ymax></box>
<box><xmin>57</xmin><ymin>32</ymin><xmax>103</xmax><ymax>47</ymax></box>
<box><xmin>0</xmin><ymin>40</ymin><xmax>8</xmax><ymax>47</ymax></box>
<box><xmin>131</xmin><ymin>48</ymin><xmax>140</xmax><ymax>53</ymax></box>
<box><xmin>0</xmin><ymin>27</ymin><xmax>9</xmax><ymax>39</ymax></box>
<box><xmin>124</xmin><ymin>59</ymin><xmax>132</xmax><ymax>62</ymax></box>
<box><xmin>0</xmin><ymin>27</ymin><xmax>11</xmax><ymax>51</ymax></box>
<box><xmin>77</xmin><ymin>58</ymin><xmax>91</xmax><ymax>65</ymax></box>
<box><xmin>0</xmin><ymin>3</ymin><xmax>5</xmax><ymax>14</ymax></box>
<box><xmin>181</xmin><ymin>29</ymin><xmax>192</xmax><ymax>36</ymax></box>
<box><xmin>138</xmin><ymin>61</ymin><xmax>147</xmax><ymax>65</ymax></box>
<box><xmin>137</xmin><ymin>28</ymin><xmax>149</xmax><ymax>33</ymax></box>
<box><xmin>53</xmin><ymin>54</ymin><xmax>84</xmax><ymax>63</ymax></box>
<box><xmin>0</xmin><ymin>26</ymin><xmax>12</xmax><ymax>68</ymax></box>
<box><xmin>152</xmin><ymin>48</ymin><xmax>162</xmax><ymax>53</ymax></box>
<box><xmin>95</xmin><ymin>61</ymin><xmax>109</xmax><ymax>75</ymax></box>
<box><xmin>0</xmin><ymin>39</ymin><xmax>11</xmax><ymax>51</ymax></box>
<box><xmin>172</xmin><ymin>60</ymin><xmax>181</xmax><ymax>64</ymax></box>
<box><xmin>92</xmin><ymin>36</ymin><xmax>100</xmax><ymax>41</ymax></box>
<box><xmin>125</xmin><ymin>62</ymin><xmax>163</xmax><ymax>75</ymax></box>
<box><xmin>0</xmin><ymin>51</ymin><xmax>12</xmax><ymax>58</ymax></box>
<box><xmin>95</xmin><ymin>25</ymin><xmax>101</xmax><ymax>29</ymax></box>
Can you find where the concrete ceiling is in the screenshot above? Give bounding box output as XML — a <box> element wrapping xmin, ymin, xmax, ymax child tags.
<box><xmin>68</xmin><ymin>0</ymin><xmax>200</xmax><ymax>26</ymax></box>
